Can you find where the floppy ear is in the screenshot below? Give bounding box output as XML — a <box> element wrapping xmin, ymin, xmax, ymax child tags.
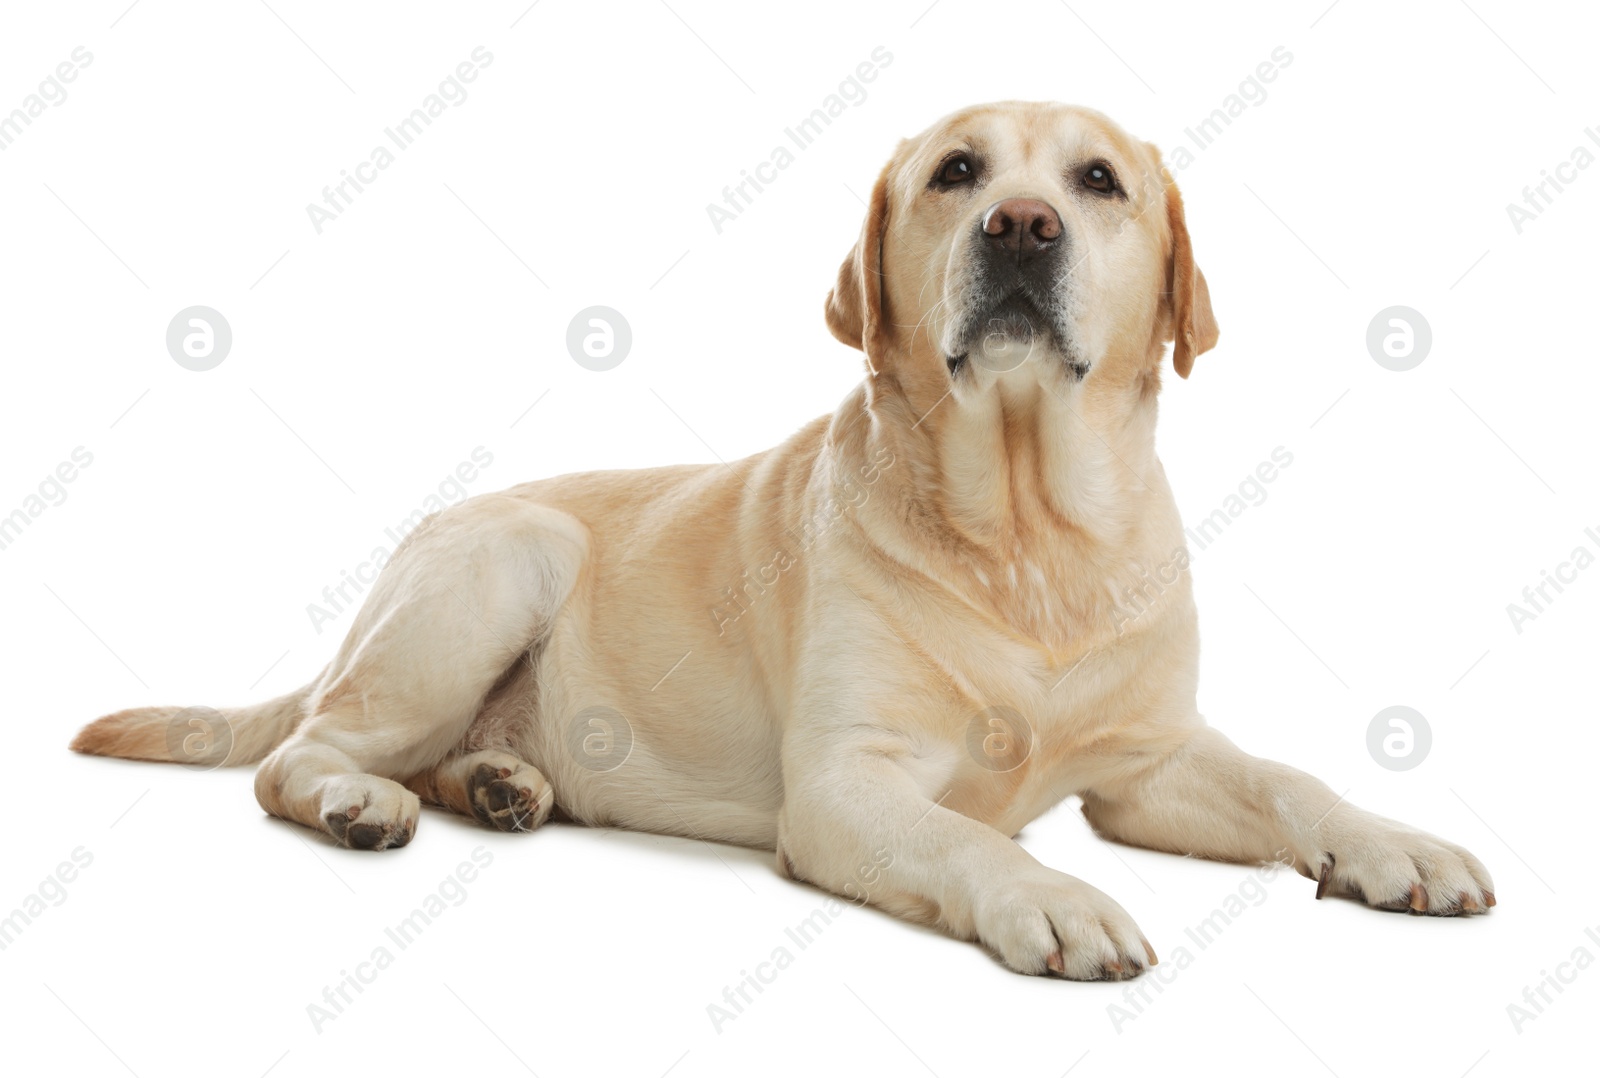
<box><xmin>1162</xmin><ymin>175</ymin><xmax>1219</xmax><ymax>378</ymax></box>
<box><xmin>824</xmin><ymin>158</ymin><xmax>894</xmax><ymax>374</ymax></box>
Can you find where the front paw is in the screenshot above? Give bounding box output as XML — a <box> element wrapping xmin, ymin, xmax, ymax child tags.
<box><xmin>974</xmin><ymin>869</ymin><xmax>1156</xmax><ymax>980</ymax></box>
<box><xmin>1307</xmin><ymin>815</ymin><xmax>1495</xmax><ymax>915</ymax></box>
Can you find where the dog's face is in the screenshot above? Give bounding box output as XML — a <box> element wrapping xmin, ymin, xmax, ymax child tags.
<box><xmin>827</xmin><ymin>102</ymin><xmax>1218</xmax><ymax>389</ymax></box>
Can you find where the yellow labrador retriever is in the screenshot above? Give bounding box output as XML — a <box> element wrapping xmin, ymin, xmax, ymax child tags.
<box><xmin>73</xmin><ymin>101</ymin><xmax>1494</xmax><ymax>979</ymax></box>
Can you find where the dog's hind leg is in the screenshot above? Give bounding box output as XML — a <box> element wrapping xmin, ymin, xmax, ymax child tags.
<box><xmin>254</xmin><ymin>494</ymin><xmax>585</xmax><ymax>849</ymax></box>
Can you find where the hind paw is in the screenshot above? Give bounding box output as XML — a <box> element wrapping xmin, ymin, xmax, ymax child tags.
<box><xmin>320</xmin><ymin>775</ymin><xmax>421</xmax><ymax>850</ymax></box>
<box><xmin>468</xmin><ymin>755</ymin><xmax>554</xmax><ymax>832</ymax></box>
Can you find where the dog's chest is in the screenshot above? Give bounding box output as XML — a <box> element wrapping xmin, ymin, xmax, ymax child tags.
<box><xmin>929</xmin><ymin>574</ymin><xmax>1193</xmax><ymax>832</ymax></box>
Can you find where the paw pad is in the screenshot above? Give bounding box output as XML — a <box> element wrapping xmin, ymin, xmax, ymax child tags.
<box><xmin>469</xmin><ymin>762</ymin><xmax>547</xmax><ymax>832</ymax></box>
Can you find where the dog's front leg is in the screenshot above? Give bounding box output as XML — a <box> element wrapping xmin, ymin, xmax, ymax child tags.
<box><xmin>1081</xmin><ymin>725</ymin><xmax>1496</xmax><ymax>914</ymax></box>
<box><xmin>776</xmin><ymin>725</ymin><xmax>1155</xmax><ymax>979</ymax></box>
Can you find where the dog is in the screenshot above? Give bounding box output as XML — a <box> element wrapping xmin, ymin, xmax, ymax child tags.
<box><xmin>72</xmin><ymin>101</ymin><xmax>1494</xmax><ymax>979</ymax></box>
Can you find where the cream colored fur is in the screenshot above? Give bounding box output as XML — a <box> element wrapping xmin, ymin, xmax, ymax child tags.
<box><xmin>72</xmin><ymin>102</ymin><xmax>1493</xmax><ymax>979</ymax></box>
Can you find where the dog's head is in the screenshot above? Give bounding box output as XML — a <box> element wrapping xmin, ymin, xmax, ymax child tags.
<box><xmin>826</xmin><ymin>102</ymin><xmax>1217</xmax><ymax>388</ymax></box>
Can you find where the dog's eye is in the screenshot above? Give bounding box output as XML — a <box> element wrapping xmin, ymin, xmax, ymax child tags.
<box><xmin>1082</xmin><ymin>163</ymin><xmax>1118</xmax><ymax>195</ymax></box>
<box><xmin>935</xmin><ymin>154</ymin><xmax>976</xmax><ymax>187</ymax></box>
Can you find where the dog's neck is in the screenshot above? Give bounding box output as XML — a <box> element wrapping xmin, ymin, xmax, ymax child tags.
<box><xmin>834</xmin><ymin>351</ymin><xmax>1175</xmax><ymax>650</ymax></box>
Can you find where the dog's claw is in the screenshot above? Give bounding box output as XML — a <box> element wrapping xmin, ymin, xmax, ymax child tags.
<box><xmin>1408</xmin><ymin>884</ymin><xmax>1428</xmax><ymax>913</ymax></box>
<box><xmin>1315</xmin><ymin>854</ymin><xmax>1335</xmax><ymax>899</ymax></box>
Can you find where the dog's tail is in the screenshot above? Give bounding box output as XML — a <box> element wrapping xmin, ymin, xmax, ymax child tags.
<box><xmin>69</xmin><ymin>676</ymin><xmax>319</xmax><ymax>767</ymax></box>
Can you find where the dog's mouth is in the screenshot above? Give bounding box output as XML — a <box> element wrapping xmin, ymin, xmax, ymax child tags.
<box><xmin>985</xmin><ymin>292</ymin><xmax>1040</xmax><ymax>342</ymax></box>
<box><xmin>946</xmin><ymin>290</ymin><xmax>1085</xmax><ymax>379</ymax></box>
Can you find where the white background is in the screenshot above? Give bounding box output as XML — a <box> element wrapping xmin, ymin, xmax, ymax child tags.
<box><xmin>2</xmin><ymin>1</ymin><xmax>1596</xmax><ymax>1075</ymax></box>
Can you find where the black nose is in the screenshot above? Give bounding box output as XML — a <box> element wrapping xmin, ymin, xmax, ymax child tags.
<box><xmin>982</xmin><ymin>198</ymin><xmax>1063</xmax><ymax>262</ymax></box>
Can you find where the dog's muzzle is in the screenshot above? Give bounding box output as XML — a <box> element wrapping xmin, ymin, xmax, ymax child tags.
<box><xmin>947</xmin><ymin>198</ymin><xmax>1084</xmax><ymax>378</ymax></box>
